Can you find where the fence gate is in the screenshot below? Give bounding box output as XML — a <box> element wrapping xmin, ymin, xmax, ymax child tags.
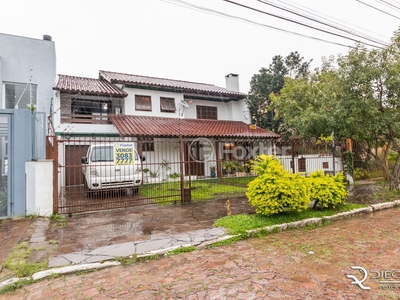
<box><xmin>48</xmin><ymin>136</ymin><xmax>190</xmax><ymax>214</ymax></box>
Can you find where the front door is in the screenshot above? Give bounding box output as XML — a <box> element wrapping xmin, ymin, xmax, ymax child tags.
<box><xmin>185</xmin><ymin>141</ymin><xmax>205</xmax><ymax>177</ymax></box>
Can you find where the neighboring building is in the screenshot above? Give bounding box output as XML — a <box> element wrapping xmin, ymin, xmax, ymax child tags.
<box><xmin>0</xmin><ymin>33</ymin><xmax>56</xmax><ymax>114</ymax></box>
<box><xmin>0</xmin><ymin>33</ymin><xmax>56</xmax><ymax>218</ymax></box>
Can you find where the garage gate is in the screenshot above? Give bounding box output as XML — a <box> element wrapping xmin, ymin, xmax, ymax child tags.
<box><xmin>47</xmin><ymin>136</ymin><xmax>190</xmax><ymax>214</ymax></box>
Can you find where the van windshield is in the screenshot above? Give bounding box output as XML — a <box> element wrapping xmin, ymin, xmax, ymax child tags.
<box><xmin>91</xmin><ymin>146</ymin><xmax>113</xmax><ymax>162</ymax></box>
<box><xmin>91</xmin><ymin>145</ymin><xmax>139</xmax><ymax>162</ymax></box>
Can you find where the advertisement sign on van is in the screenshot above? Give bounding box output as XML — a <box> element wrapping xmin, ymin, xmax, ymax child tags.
<box><xmin>114</xmin><ymin>143</ymin><xmax>135</xmax><ymax>166</ymax></box>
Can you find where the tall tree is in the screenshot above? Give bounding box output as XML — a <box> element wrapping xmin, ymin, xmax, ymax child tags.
<box><xmin>247</xmin><ymin>51</ymin><xmax>312</xmax><ymax>134</ymax></box>
<box><xmin>271</xmin><ymin>30</ymin><xmax>400</xmax><ymax>190</ymax></box>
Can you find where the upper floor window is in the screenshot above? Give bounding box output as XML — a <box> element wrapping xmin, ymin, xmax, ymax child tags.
<box><xmin>135</xmin><ymin>95</ymin><xmax>152</xmax><ymax>111</ymax></box>
<box><xmin>71</xmin><ymin>99</ymin><xmax>112</xmax><ymax>116</ymax></box>
<box><xmin>196</xmin><ymin>105</ymin><xmax>217</xmax><ymax>120</ymax></box>
<box><xmin>160</xmin><ymin>97</ymin><xmax>176</xmax><ymax>113</ymax></box>
<box><xmin>5</xmin><ymin>83</ymin><xmax>37</xmax><ymax>109</ymax></box>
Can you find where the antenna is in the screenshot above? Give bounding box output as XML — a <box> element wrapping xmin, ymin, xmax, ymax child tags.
<box><xmin>179</xmin><ymin>99</ymin><xmax>189</xmax><ymax>116</ymax></box>
<box><xmin>180</xmin><ymin>99</ymin><xmax>189</xmax><ymax>108</ymax></box>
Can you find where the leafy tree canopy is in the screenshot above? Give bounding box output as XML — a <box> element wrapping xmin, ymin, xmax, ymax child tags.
<box><xmin>247</xmin><ymin>51</ymin><xmax>312</xmax><ymax>135</ymax></box>
<box><xmin>271</xmin><ymin>29</ymin><xmax>400</xmax><ymax>189</ymax></box>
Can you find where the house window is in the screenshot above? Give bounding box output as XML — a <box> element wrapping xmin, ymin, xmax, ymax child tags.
<box><xmin>5</xmin><ymin>83</ymin><xmax>37</xmax><ymax>109</ymax></box>
<box><xmin>139</xmin><ymin>137</ymin><xmax>155</xmax><ymax>152</ymax></box>
<box><xmin>197</xmin><ymin>106</ymin><xmax>217</xmax><ymax>120</ymax></box>
<box><xmin>72</xmin><ymin>99</ymin><xmax>112</xmax><ymax>116</ymax></box>
<box><xmin>135</xmin><ymin>95</ymin><xmax>152</xmax><ymax>111</ymax></box>
<box><xmin>160</xmin><ymin>97</ymin><xmax>176</xmax><ymax>113</ymax></box>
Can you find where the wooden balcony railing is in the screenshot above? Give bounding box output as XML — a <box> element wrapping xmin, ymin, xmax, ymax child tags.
<box><xmin>61</xmin><ymin>113</ymin><xmax>112</xmax><ymax>124</ymax></box>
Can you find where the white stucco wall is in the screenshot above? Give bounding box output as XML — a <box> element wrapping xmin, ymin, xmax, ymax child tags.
<box><xmin>26</xmin><ymin>160</ymin><xmax>53</xmax><ymax>216</ymax></box>
<box><xmin>0</xmin><ymin>33</ymin><xmax>56</xmax><ymax>115</ymax></box>
<box><xmin>124</xmin><ymin>88</ymin><xmax>184</xmax><ymax>118</ymax></box>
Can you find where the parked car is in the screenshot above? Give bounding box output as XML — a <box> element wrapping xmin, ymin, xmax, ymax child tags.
<box><xmin>81</xmin><ymin>142</ymin><xmax>145</xmax><ymax>196</ymax></box>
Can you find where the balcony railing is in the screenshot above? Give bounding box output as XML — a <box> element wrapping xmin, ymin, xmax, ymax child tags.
<box><xmin>61</xmin><ymin>113</ymin><xmax>112</xmax><ymax>124</ymax></box>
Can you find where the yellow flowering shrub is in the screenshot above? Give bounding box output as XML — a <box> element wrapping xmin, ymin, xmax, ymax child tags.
<box><xmin>307</xmin><ymin>170</ymin><xmax>348</xmax><ymax>209</ymax></box>
<box><xmin>246</xmin><ymin>155</ymin><xmax>309</xmax><ymax>216</ymax></box>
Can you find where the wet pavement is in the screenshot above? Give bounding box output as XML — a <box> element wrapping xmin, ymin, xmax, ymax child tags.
<box><xmin>0</xmin><ymin>197</ymin><xmax>254</xmax><ymax>274</ymax></box>
<box><xmin>5</xmin><ymin>205</ymin><xmax>400</xmax><ymax>299</ymax></box>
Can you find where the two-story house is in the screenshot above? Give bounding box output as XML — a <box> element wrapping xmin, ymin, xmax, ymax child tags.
<box><xmin>53</xmin><ymin>71</ymin><xmax>279</xmax><ymax>183</ymax></box>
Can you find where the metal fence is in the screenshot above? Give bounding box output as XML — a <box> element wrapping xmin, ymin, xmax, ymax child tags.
<box><xmin>47</xmin><ymin>136</ymin><xmax>344</xmax><ymax>214</ymax></box>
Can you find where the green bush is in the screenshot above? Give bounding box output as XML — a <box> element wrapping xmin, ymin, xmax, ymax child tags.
<box><xmin>354</xmin><ymin>167</ymin><xmax>370</xmax><ymax>179</ymax></box>
<box><xmin>307</xmin><ymin>170</ymin><xmax>348</xmax><ymax>209</ymax></box>
<box><xmin>252</xmin><ymin>154</ymin><xmax>286</xmax><ymax>176</ymax></box>
<box><xmin>247</xmin><ymin>155</ymin><xmax>349</xmax><ymax>216</ymax></box>
<box><xmin>246</xmin><ymin>155</ymin><xmax>309</xmax><ymax>216</ymax></box>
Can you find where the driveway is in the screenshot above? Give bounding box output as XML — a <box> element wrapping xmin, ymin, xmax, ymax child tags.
<box><xmin>5</xmin><ymin>207</ymin><xmax>400</xmax><ymax>299</ymax></box>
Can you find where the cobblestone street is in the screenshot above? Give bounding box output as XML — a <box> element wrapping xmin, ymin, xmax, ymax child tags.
<box><xmin>4</xmin><ymin>207</ymin><xmax>399</xmax><ymax>300</ymax></box>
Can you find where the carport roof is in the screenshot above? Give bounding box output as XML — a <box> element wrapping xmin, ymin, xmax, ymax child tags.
<box><xmin>110</xmin><ymin>115</ymin><xmax>280</xmax><ymax>139</ymax></box>
<box><xmin>55</xmin><ymin>74</ymin><xmax>128</xmax><ymax>97</ymax></box>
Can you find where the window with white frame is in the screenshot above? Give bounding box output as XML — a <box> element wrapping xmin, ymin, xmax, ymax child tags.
<box><xmin>5</xmin><ymin>83</ymin><xmax>37</xmax><ymax>109</ymax></box>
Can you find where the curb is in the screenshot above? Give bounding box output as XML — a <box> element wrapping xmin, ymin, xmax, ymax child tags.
<box><xmin>1</xmin><ymin>201</ymin><xmax>399</xmax><ymax>290</ymax></box>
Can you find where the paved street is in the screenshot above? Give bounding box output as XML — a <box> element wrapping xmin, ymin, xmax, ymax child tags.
<box><xmin>4</xmin><ymin>207</ymin><xmax>400</xmax><ymax>299</ymax></box>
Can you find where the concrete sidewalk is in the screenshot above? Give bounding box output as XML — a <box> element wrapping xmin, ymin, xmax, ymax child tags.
<box><xmin>0</xmin><ymin>197</ymin><xmax>254</xmax><ymax>275</ymax></box>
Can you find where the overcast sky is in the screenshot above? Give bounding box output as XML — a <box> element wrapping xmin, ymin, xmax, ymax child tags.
<box><xmin>1</xmin><ymin>0</ymin><xmax>399</xmax><ymax>93</ymax></box>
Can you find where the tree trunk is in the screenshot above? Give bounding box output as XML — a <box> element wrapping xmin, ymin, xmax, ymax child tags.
<box><xmin>387</xmin><ymin>153</ymin><xmax>400</xmax><ymax>190</ymax></box>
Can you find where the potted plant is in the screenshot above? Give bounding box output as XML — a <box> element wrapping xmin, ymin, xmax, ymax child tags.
<box><xmin>222</xmin><ymin>160</ymin><xmax>243</xmax><ymax>177</ymax></box>
<box><xmin>168</xmin><ymin>172</ymin><xmax>180</xmax><ymax>182</ymax></box>
<box><xmin>234</xmin><ymin>162</ymin><xmax>246</xmax><ymax>177</ymax></box>
<box><xmin>142</xmin><ymin>168</ymin><xmax>150</xmax><ymax>183</ymax></box>
<box><xmin>148</xmin><ymin>170</ymin><xmax>160</xmax><ymax>183</ymax></box>
<box><xmin>161</xmin><ymin>159</ymin><xmax>171</xmax><ymax>181</ymax></box>
<box><xmin>210</xmin><ymin>165</ymin><xmax>216</xmax><ymax>178</ymax></box>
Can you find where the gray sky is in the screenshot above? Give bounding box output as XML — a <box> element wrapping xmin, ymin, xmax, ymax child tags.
<box><xmin>1</xmin><ymin>0</ymin><xmax>399</xmax><ymax>93</ymax></box>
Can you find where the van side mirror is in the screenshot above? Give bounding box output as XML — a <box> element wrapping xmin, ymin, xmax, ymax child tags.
<box><xmin>140</xmin><ymin>155</ymin><xmax>146</xmax><ymax>162</ymax></box>
<box><xmin>81</xmin><ymin>157</ymin><xmax>88</xmax><ymax>164</ymax></box>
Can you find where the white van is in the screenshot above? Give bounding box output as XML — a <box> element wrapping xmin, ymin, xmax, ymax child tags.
<box><xmin>81</xmin><ymin>142</ymin><xmax>145</xmax><ymax>195</ymax></box>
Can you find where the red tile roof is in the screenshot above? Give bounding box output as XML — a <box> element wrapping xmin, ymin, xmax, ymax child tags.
<box><xmin>99</xmin><ymin>70</ymin><xmax>246</xmax><ymax>100</ymax></box>
<box><xmin>110</xmin><ymin>115</ymin><xmax>280</xmax><ymax>139</ymax></box>
<box><xmin>55</xmin><ymin>74</ymin><xmax>128</xmax><ymax>97</ymax></box>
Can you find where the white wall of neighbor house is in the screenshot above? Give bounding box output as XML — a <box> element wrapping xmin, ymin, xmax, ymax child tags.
<box><xmin>278</xmin><ymin>155</ymin><xmax>343</xmax><ymax>175</ymax></box>
<box><xmin>0</xmin><ymin>33</ymin><xmax>56</xmax><ymax>114</ymax></box>
<box><xmin>26</xmin><ymin>160</ymin><xmax>53</xmax><ymax>216</ymax></box>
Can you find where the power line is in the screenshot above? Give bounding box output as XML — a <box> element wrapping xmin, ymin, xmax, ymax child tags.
<box><xmin>356</xmin><ymin>0</ymin><xmax>400</xmax><ymax>19</ymax></box>
<box><xmin>223</xmin><ymin>0</ymin><xmax>386</xmax><ymax>48</ymax></box>
<box><xmin>162</xmin><ymin>0</ymin><xmax>386</xmax><ymax>49</ymax></box>
<box><xmin>278</xmin><ymin>0</ymin><xmax>391</xmax><ymax>40</ymax></box>
<box><xmin>161</xmin><ymin>0</ymin><xmax>354</xmax><ymax>48</ymax></box>
<box><xmin>257</xmin><ymin>0</ymin><xmax>387</xmax><ymax>46</ymax></box>
<box><xmin>379</xmin><ymin>0</ymin><xmax>400</xmax><ymax>12</ymax></box>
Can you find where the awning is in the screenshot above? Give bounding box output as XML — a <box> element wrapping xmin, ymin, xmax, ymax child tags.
<box><xmin>110</xmin><ymin>115</ymin><xmax>280</xmax><ymax>139</ymax></box>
